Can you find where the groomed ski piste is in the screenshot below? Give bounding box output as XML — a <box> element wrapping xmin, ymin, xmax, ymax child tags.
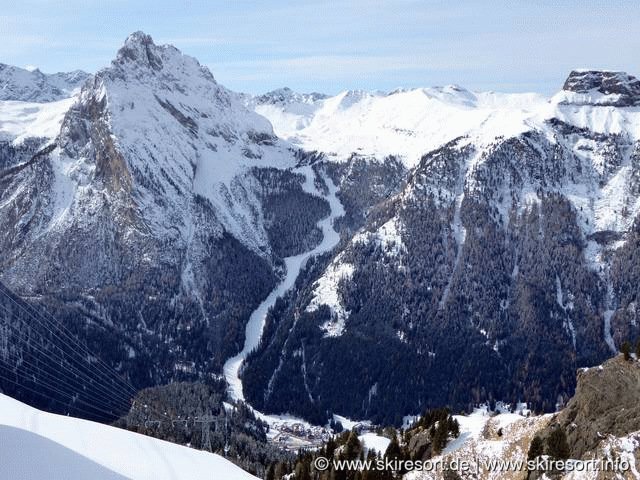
<box><xmin>223</xmin><ymin>165</ymin><xmax>346</xmax><ymax>449</ymax></box>
<box><xmin>0</xmin><ymin>392</ymin><xmax>258</xmax><ymax>480</ymax></box>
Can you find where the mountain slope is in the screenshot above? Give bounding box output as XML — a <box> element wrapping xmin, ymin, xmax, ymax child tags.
<box><xmin>0</xmin><ymin>33</ymin><xmax>331</xmax><ymax>411</ymax></box>
<box><xmin>243</xmin><ymin>71</ymin><xmax>640</xmax><ymax>423</ymax></box>
<box><xmin>4</xmin><ymin>33</ymin><xmax>640</xmax><ymax>433</ymax></box>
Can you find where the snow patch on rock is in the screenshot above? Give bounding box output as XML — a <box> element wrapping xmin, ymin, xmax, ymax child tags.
<box><xmin>306</xmin><ymin>252</ymin><xmax>355</xmax><ymax>337</ymax></box>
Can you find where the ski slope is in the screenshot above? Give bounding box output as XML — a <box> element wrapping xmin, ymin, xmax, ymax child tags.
<box><xmin>0</xmin><ymin>393</ymin><xmax>258</xmax><ymax>480</ymax></box>
<box><xmin>223</xmin><ymin>165</ymin><xmax>344</xmax><ymax>404</ymax></box>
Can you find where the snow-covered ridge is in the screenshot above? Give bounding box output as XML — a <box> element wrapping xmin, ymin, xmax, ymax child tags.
<box><xmin>0</xmin><ymin>393</ymin><xmax>258</xmax><ymax>480</ymax></box>
<box><xmin>250</xmin><ymin>71</ymin><xmax>640</xmax><ymax>170</ymax></box>
<box><xmin>252</xmin><ymin>87</ymin><xmax>328</xmax><ymax>106</ymax></box>
<box><xmin>0</xmin><ymin>63</ymin><xmax>88</xmax><ymax>102</ymax></box>
<box><xmin>250</xmin><ymin>84</ymin><xmax>553</xmax><ymax>168</ymax></box>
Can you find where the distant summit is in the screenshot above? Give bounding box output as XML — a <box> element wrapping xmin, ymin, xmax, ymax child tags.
<box><xmin>0</xmin><ymin>63</ymin><xmax>88</xmax><ymax>102</ymax></box>
<box><xmin>558</xmin><ymin>70</ymin><xmax>640</xmax><ymax>107</ymax></box>
<box><xmin>253</xmin><ymin>87</ymin><xmax>328</xmax><ymax>106</ymax></box>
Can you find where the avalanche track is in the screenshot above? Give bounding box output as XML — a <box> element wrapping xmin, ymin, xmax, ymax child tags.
<box><xmin>223</xmin><ymin>165</ymin><xmax>344</xmax><ymax>405</ymax></box>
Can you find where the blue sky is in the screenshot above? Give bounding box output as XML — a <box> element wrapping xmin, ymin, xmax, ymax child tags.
<box><xmin>2</xmin><ymin>0</ymin><xmax>639</xmax><ymax>95</ymax></box>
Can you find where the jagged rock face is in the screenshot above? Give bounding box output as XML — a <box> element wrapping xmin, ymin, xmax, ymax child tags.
<box><xmin>560</xmin><ymin>70</ymin><xmax>640</xmax><ymax>107</ymax></box>
<box><xmin>0</xmin><ymin>64</ymin><xmax>88</xmax><ymax>102</ymax></box>
<box><xmin>547</xmin><ymin>355</ymin><xmax>640</xmax><ymax>458</ymax></box>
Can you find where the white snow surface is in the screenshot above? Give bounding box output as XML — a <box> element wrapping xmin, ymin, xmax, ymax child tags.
<box><xmin>0</xmin><ymin>98</ymin><xmax>75</xmax><ymax>143</ymax></box>
<box><xmin>442</xmin><ymin>407</ymin><xmax>493</xmax><ymax>455</ymax></box>
<box><xmin>333</xmin><ymin>414</ymin><xmax>373</xmax><ymax>432</ymax></box>
<box><xmin>253</xmin><ymin>86</ymin><xmax>554</xmax><ymax>168</ymax></box>
<box><xmin>353</xmin><ymin>217</ymin><xmax>406</xmax><ymax>256</ymax></box>
<box><xmin>359</xmin><ymin>433</ymin><xmax>391</xmax><ymax>455</ymax></box>
<box><xmin>306</xmin><ymin>253</ymin><xmax>355</xmax><ymax>337</ymax></box>
<box><xmin>0</xmin><ymin>393</ymin><xmax>258</xmax><ymax>480</ymax></box>
<box><xmin>223</xmin><ymin>166</ymin><xmax>344</xmax><ymax>403</ymax></box>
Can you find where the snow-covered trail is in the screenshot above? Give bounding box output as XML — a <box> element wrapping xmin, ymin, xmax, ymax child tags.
<box><xmin>223</xmin><ymin>165</ymin><xmax>344</xmax><ymax>403</ymax></box>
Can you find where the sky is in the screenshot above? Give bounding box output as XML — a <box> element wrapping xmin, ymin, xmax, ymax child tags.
<box><xmin>1</xmin><ymin>0</ymin><xmax>639</xmax><ymax>96</ymax></box>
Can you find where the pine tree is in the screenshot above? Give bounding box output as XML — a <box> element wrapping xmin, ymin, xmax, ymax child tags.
<box><xmin>344</xmin><ymin>431</ymin><xmax>361</xmax><ymax>460</ymax></box>
<box><xmin>546</xmin><ymin>428</ymin><xmax>570</xmax><ymax>460</ymax></box>
<box><xmin>432</xmin><ymin>420</ymin><xmax>450</xmax><ymax>455</ymax></box>
<box><xmin>265</xmin><ymin>463</ymin><xmax>275</xmax><ymax>480</ymax></box>
<box><xmin>325</xmin><ymin>436</ymin><xmax>337</xmax><ymax>459</ymax></box>
<box><xmin>635</xmin><ymin>338</ymin><xmax>640</xmax><ymax>360</ymax></box>
<box><xmin>273</xmin><ymin>462</ymin><xmax>283</xmax><ymax>480</ymax></box>
<box><xmin>527</xmin><ymin>436</ymin><xmax>544</xmax><ymax>460</ymax></box>
<box><xmin>384</xmin><ymin>435</ymin><xmax>402</xmax><ymax>461</ymax></box>
<box><xmin>622</xmin><ymin>341</ymin><xmax>632</xmax><ymax>361</ymax></box>
<box><xmin>295</xmin><ymin>460</ymin><xmax>311</xmax><ymax>480</ymax></box>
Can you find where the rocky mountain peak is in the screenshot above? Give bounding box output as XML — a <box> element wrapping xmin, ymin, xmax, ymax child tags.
<box><xmin>560</xmin><ymin>70</ymin><xmax>640</xmax><ymax>107</ymax></box>
<box><xmin>114</xmin><ymin>31</ymin><xmax>166</xmax><ymax>71</ymax></box>
<box><xmin>255</xmin><ymin>87</ymin><xmax>328</xmax><ymax>106</ymax></box>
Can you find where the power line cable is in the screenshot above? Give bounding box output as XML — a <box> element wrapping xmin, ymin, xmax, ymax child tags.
<box><xmin>0</xmin><ymin>283</ymin><xmax>138</xmax><ymax>396</ymax></box>
<box><xmin>0</xmin><ymin>284</ymin><xmax>176</xmax><ymax>422</ymax></box>
<box><xmin>0</xmin><ymin>284</ymin><xmax>137</xmax><ymax>396</ymax></box>
<box><xmin>0</xmin><ymin>285</ymin><xmax>138</xmax><ymax>401</ymax></box>
<box><xmin>0</xmin><ymin>302</ymin><xmax>135</xmax><ymax>408</ymax></box>
<box><xmin>0</xmin><ymin>313</ymin><xmax>133</xmax><ymax>416</ymax></box>
<box><xmin>0</xmin><ymin>367</ymin><xmax>128</xmax><ymax>420</ymax></box>
<box><xmin>0</xmin><ymin>354</ymin><xmax>129</xmax><ymax>418</ymax></box>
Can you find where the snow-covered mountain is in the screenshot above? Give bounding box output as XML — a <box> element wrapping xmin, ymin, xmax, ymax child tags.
<box><xmin>250</xmin><ymin>84</ymin><xmax>550</xmax><ymax>167</ymax></box>
<box><xmin>0</xmin><ymin>64</ymin><xmax>89</xmax><ymax>102</ymax></box>
<box><xmin>243</xmin><ymin>71</ymin><xmax>640</xmax><ymax>423</ymax></box>
<box><xmin>0</xmin><ymin>393</ymin><xmax>258</xmax><ymax>480</ymax></box>
<box><xmin>557</xmin><ymin>69</ymin><xmax>640</xmax><ymax>107</ymax></box>
<box><xmin>0</xmin><ymin>32</ymin><xmax>332</xmax><ymax>407</ymax></box>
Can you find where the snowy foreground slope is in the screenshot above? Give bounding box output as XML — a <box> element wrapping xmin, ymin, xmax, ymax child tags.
<box><xmin>0</xmin><ymin>393</ymin><xmax>257</xmax><ymax>480</ymax></box>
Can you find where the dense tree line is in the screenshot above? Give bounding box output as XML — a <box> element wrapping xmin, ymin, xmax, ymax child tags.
<box><xmin>116</xmin><ymin>381</ymin><xmax>293</xmax><ymax>478</ymax></box>
<box><xmin>252</xmin><ymin>167</ymin><xmax>331</xmax><ymax>257</ymax></box>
